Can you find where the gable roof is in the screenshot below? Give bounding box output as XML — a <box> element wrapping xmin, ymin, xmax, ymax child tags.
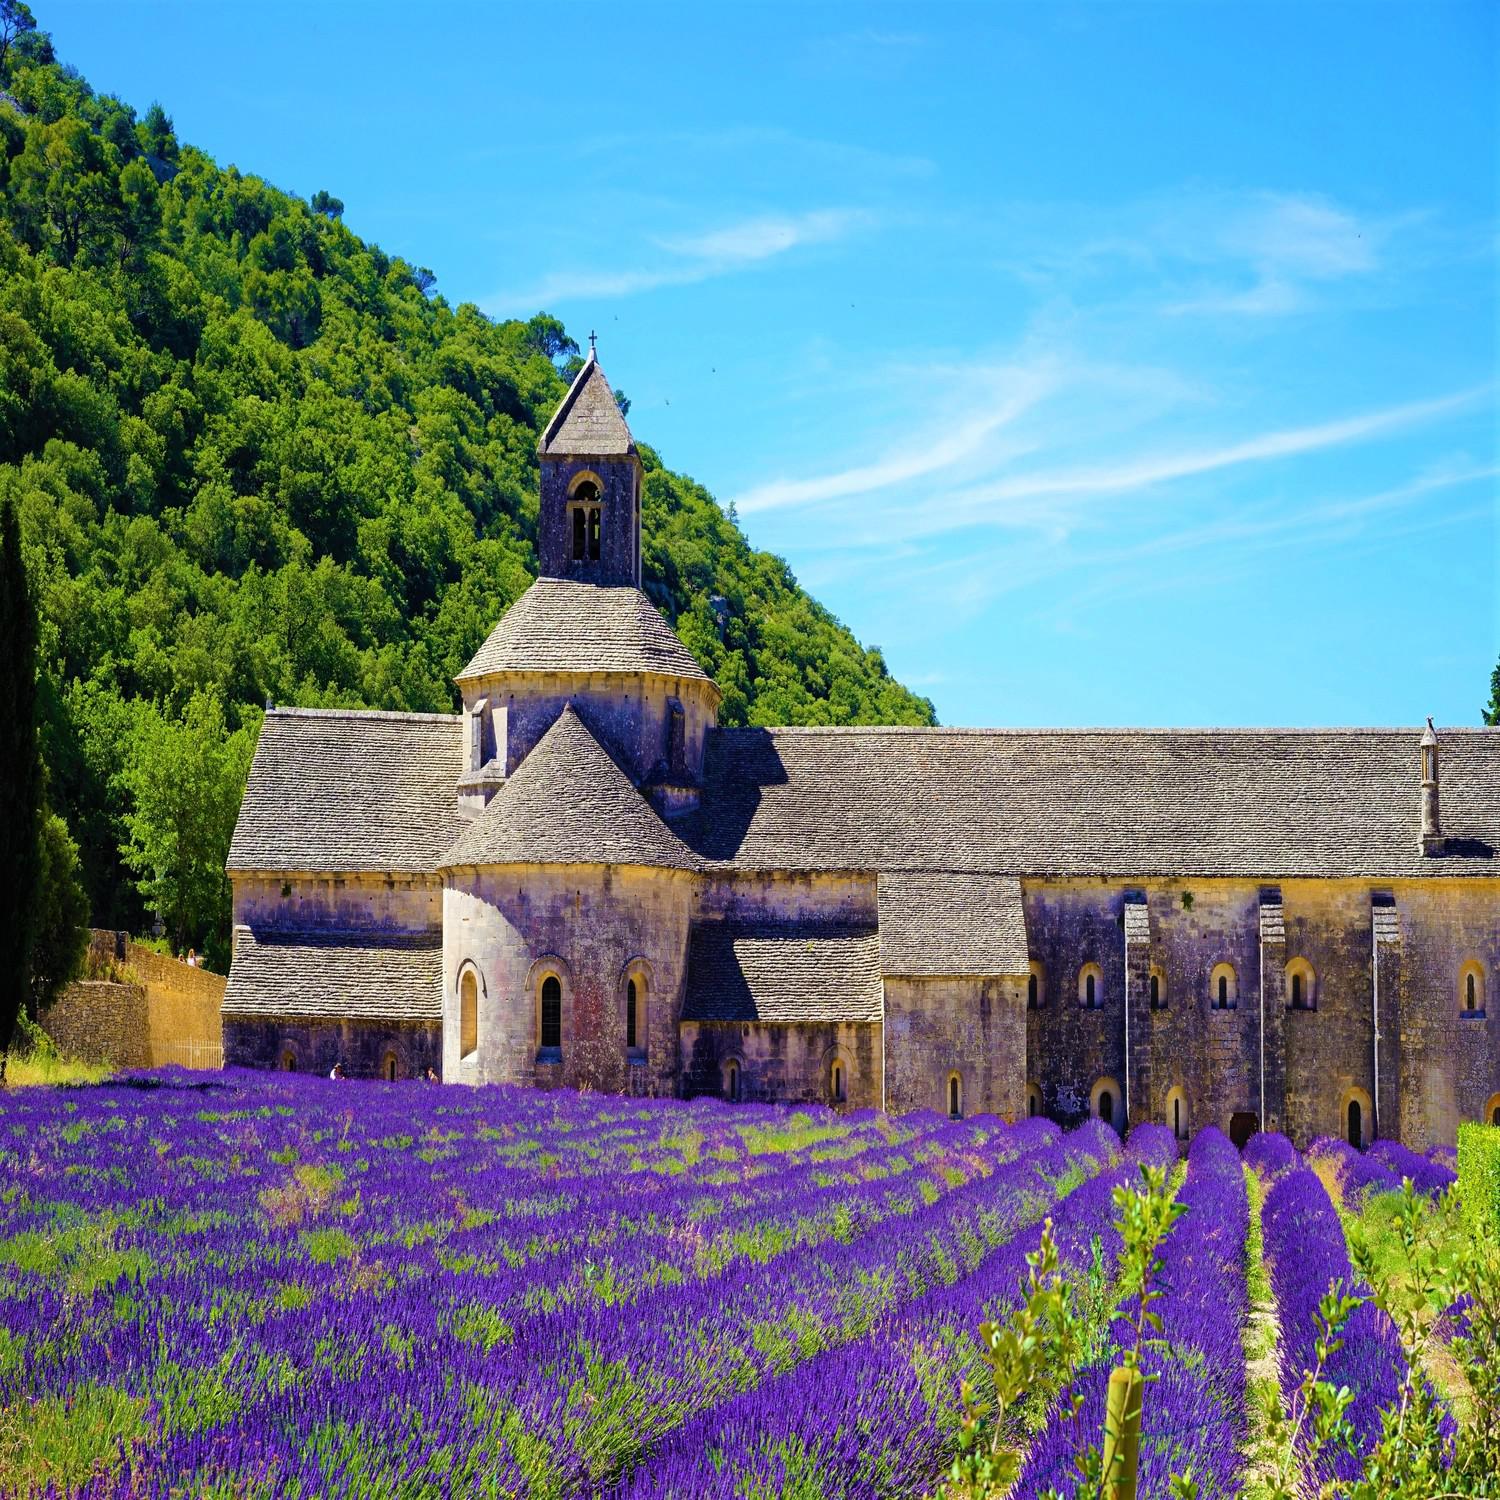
<box><xmin>442</xmin><ymin>706</ymin><xmax>701</xmax><ymax>871</ymax></box>
<box><xmin>457</xmin><ymin>578</ymin><xmax>713</xmax><ymax>686</ymax></box>
<box><xmin>227</xmin><ymin>709</ymin><xmax>463</xmax><ymax>874</ymax></box>
<box><xmin>538</xmin><ymin>355</ymin><xmax>635</xmax><ymax>457</ymax></box>
<box><xmin>879</xmin><ymin>872</ymin><xmax>1029</xmax><ymax>976</ymax></box>
<box><xmin>223</xmin><ymin>926</ymin><xmax>442</xmax><ymax>1021</ymax></box>
<box><xmin>682</xmin><ymin>921</ymin><xmax>883</xmax><ymax>1024</ymax></box>
<box><xmin>684</xmin><ymin>726</ymin><xmax>1500</xmax><ymax>880</ymax></box>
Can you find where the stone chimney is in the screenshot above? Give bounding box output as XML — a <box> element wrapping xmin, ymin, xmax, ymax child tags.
<box><xmin>1420</xmin><ymin>717</ymin><xmax>1442</xmax><ymax>855</ymax></box>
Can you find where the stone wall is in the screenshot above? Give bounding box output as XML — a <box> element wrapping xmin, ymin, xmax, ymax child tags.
<box><xmin>458</xmin><ymin>673</ymin><xmax>719</xmax><ymax>795</ymax></box>
<box><xmin>1389</xmin><ymin>878</ymin><xmax>1500</xmax><ymax>1148</ymax></box>
<box><xmin>1020</xmin><ymin>875</ymin><xmax>1500</xmax><ymax>1148</ymax></box>
<box><xmin>444</xmin><ymin>863</ymin><xmax>698</xmax><ymax>1095</ymax></box>
<box><xmin>679</xmin><ymin>1019</ymin><xmax>882</xmax><ymax>1109</ymax></box>
<box><xmin>883</xmin><ymin>975</ymin><xmax>1026</xmax><ymax>1119</ymax></box>
<box><xmin>37</xmin><ymin>931</ymin><xmax>226</xmax><ymax>1070</ymax></box>
<box><xmin>232</xmin><ymin>873</ymin><xmax>442</xmax><ymax>934</ymax></box>
<box><xmin>38</xmin><ymin>981</ymin><xmax>149</xmax><ymax>1067</ymax></box>
<box><xmin>224</xmin><ymin>1017</ymin><xmax>441</xmax><ymax>1080</ymax></box>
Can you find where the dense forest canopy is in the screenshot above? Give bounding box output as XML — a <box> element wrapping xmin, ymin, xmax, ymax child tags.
<box><xmin>0</xmin><ymin>8</ymin><xmax>934</xmax><ymax>968</ymax></box>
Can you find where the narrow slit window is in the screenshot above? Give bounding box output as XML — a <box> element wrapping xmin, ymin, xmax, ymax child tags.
<box><xmin>572</xmin><ymin>507</ymin><xmax>586</xmax><ymax>561</ymax></box>
<box><xmin>1291</xmin><ymin>973</ymin><xmax>1303</xmax><ymax>1009</ymax></box>
<box><xmin>626</xmin><ymin>978</ymin><xmax>637</xmax><ymax>1049</ymax></box>
<box><xmin>1086</xmin><ymin>973</ymin><xmax>1096</xmax><ymax>1007</ymax></box>
<box><xmin>948</xmin><ymin>1075</ymin><xmax>961</xmax><ymax>1119</ymax></box>
<box><xmin>1150</xmin><ymin>973</ymin><xmax>1160</xmax><ymax>1008</ymax></box>
<box><xmin>1027</xmin><ymin>973</ymin><xmax>1038</xmax><ymax>1009</ymax></box>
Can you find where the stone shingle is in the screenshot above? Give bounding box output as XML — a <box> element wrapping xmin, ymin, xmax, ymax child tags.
<box><xmin>538</xmin><ymin>356</ymin><xmax>635</xmax><ymax>457</ymax></box>
<box><xmin>223</xmin><ymin>927</ymin><xmax>442</xmax><ymax>1020</ymax></box>
<box><xmin>442</xmin><ymin>706</ymin><xmax>701</xmax><ymax>871</ymax></box>
<box><xmin>227</xmin><ymin>709</ymin><xmax>463</xmax><ymax>873</ymax></box>
<box><xmin>878</xmin><ymin>872</ymin><xmax>1028</xmax><ymax>976</ymax></box>
<box><xmin>686</xmin><ymin>726</ymin><xmax>1500</xmax><ymax>879</ymax></box>
<box><xmin>457</xmin><ymin>579</ymin><xmax>712</xmax><ymax>684</ymax></box>
<box><xmin>683</xmin><ymin>922</ymin><xmax>883</xmax><ymax>1023</ymax></box>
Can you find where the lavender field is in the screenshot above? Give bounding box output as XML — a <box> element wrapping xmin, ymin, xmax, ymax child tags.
<box><xmin>0</xmin><ymin>1072</ymin><xmax>1460</xmax><ymax>1499</ymax></box>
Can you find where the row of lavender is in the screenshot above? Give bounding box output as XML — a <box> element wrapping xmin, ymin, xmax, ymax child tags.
<box><xmin>615</xmin><ymin>1121</ymin><xmax>1178</xmax><ymax>1498</ymax></box>
<box><xmin>1246</xmin><ymin>1129</ymin><xmax>1456</xmax><ymax>1490</ymax></box>
<box><xmin>3</xmin><ymin>1071</ymin><xmax>1114</xmax><ymax>1498</ymax></box>
<box><xmin>2</xmin><ymin>1068</ymin><xmax>1461</xmax><ymax>1500</ymax></box>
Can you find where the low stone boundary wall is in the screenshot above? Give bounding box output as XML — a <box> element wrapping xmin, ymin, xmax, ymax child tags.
<box><xmin>37</xmin><ymin>981</ymin><xmax>150</xmax><ymax>1068</ymax></box>
<box><xmin>38</xmin><ymin>931</ymin><xmax>227</xmax><ymax>1070</ymax></box>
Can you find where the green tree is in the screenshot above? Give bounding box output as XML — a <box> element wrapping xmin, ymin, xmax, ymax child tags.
<box><xmin>0</xmin><ymin>1</ymin><xmax>35</xmax><ymax>80</ymax></box>
<box><xmin>1484</xmin><ymin>659</ymin><xmax>1499</xmax><ymax>726</ymax></box>
<box><xmin>28</xmin><ymin>806</ymin><xmax>88</xmax><ymax>1013</ymax></box>
<box><xmin>309</xmin><ymin>188</ymin><xmax>343</xmax><ymax>219</ymax></box>
<box><xmin>121</xmin><ymin>692</ymin><xmax>258</xmax><ymax>969</ymax></box>
<box><xmin>0</xmin><ymin>495</ymin><xmax>40</xmax><ymax>1076</ymax></box>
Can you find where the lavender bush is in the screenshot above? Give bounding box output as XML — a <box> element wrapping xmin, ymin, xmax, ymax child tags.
<box><xmin>1017</xmin><ymin>1126</ymin><xmax>1249</xmax><ymax>1500</ymax></box>
<box><xmin>1260</xmin><ymin>1167</ymin><xmax>1409</xmax><ymax>1484</ymax></box>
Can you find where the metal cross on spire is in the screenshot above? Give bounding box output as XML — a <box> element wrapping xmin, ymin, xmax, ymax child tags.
<box><xmin>588</xmin><ymin>330</ymin><xmax>598</xmax><ymax>356</ymax></box>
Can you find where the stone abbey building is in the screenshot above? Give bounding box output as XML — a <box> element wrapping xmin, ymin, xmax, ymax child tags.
<box><xmin>225</xmin><ymin>354</ymin><xmax>1500</xmax><ymax>1148</ymax></box>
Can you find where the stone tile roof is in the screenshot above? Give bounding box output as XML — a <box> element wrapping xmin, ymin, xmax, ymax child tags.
<box><xmin>223</xmin><ymin>927</ymin><xmax>442</xmax><ymax>1021</ymax></box>
<box><xmin>878</xmin><ymin>872</ymin><xmax>1029</xmax><ymax>976</ymax></box>
<box><xmin>682</xmin><ymin>922</ymin><xmax>883</xmax><ymax>1024</ymax></box>
<box><xmin>457</xmin><ymin>579</ymin><xmax>712</xmax><ymax>685</ymax></box>
<box><xmin>538</xmin><ymin>356</ymin><xmax>635</xmax><ymax>457</ymax></box>
<box><xmin>227</xmin><ymin>709</ymin><xmax>463</xmax><ymax>874</ymax></box>
<box><xmin>685</xmin><ymin>726</ymin><xmax>1500</xmax><ymax>879</ymax></box>
<box><xmin>442</xmin><ymin>706</ymin><xmax>701</xmax><ymax>871</ymax></box>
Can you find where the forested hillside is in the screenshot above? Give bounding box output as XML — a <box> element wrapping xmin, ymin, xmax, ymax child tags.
<box><xmin>0</xmin><ymin>11</ymin><xmax>933</xmax><ymax>965</ymax></box>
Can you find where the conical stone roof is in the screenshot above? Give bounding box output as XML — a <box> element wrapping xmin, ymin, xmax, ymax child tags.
<box><xmin>441</xmin><ymin>706</ymin><xmax>701</xmax><ymax>871</ymax></box>
<box><xmin>456</xmin><ymin>578</ymin><xmax>712</xmax><ymax>685</ymax></box>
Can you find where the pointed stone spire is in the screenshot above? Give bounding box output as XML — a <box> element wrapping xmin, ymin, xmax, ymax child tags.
<box><xmin>538</xmin><ymin>352</ymin><xmax>635</xmax><ymax>457</ymax></box>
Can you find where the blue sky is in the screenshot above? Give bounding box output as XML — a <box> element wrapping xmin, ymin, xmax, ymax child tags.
<box><xmin>58</xmin><ymin>2</ymin><xmax>1497</xmax><ymax>727</ymax></box>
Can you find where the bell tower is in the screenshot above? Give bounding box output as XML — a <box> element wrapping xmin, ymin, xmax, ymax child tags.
<box><xmin>536</xmin><ymin>347</ymin><xmax>642</xmax><ymax>587</ymax></box>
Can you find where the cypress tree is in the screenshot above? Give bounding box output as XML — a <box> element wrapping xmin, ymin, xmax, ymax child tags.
<box><xmin>0</xmin><ymin>496</ymin><xmax>40</xmax><ymax>1078</ymax></box>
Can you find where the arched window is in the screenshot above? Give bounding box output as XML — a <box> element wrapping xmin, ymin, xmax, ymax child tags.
<box><xmin>383</xmin><ymin>1051</ymin><xmax>398</xmax><ymax>1082</ymax></box>
<box><xmin>1165</xmin><ymin>1086</ymin><xmax>1188</xmax><ymax>1142</ymax></box>
<box><xmin>626</xmin><ymin>978</ymin><xmax>638</xmax><ymax>1050</ymax></box>
<box><xmin>281</xmin><ymin>1047</ymin><xmax>296</xmax><ymax>1072</ymax></box>
<box><xmin>539</xmin><ymin>975</ymin><xmax>562</xmax><ymax>1051</ymax></box>
<box><xmin>1149</xmin><ymin>966</ymin><xmax>1167</xmax><ymax>1010</ymax></box>
<box><xmin>1090</xmin><ymin>1076</ymin><xmax>1121</xmax><ymax>1129</ymax></box>
<box><xmin>1287</xmin><ymin>959</ymin><xmax>1316</xmax><ymax>1013</ymax></box>
<box><xmin>1460</xmin><ymin>962</ymin><xmax>1485</xmax><ymax>1016</ymax></box>
<box><xmin>570</xmin><ymin>479</ymin><xmax>602</xmax><ymax>563</ymax></box>
<box><xmin>1340</xmin><ymin>1087</ymin><xmax>1373</xmax><ymax>1149</ymax></box>
<box><xmin>460</xmin><ymin>969</ymin><xmax>478</xmax><ymax>1058</ymax></box>
<box><xmin>1028</xmin><ymin>961</ymin><xmax>1044</xmax><ymax>1011</ymax></box>
<box><xmin>1026</xmin><ymin>1082</ymin><xmax>1043</xmax><ymax>1119</ymax></box>
<box><xmin>1078</xmin><ymin>963</ymin><xmax>1103</xmax><ymax>1009</ymax></box>
<box><xmin>947</xmin><ymin>1073</ymin><xmax>962</xmax><ymax>1119</ymax></box>
<box><xmin>1210</xmin><ymin>963</ymin><xmax>1237</xmax><ymax>1011</ymax></box>
<box><xmin>724</xmin><ymin>1058</ymin><xmax>740</xmax><ymax>1102</ymax></box>
<box><xmin>830</xmin><ymin>1059</ymin><xmax>846</xmax><ymax>1105</ymax></box>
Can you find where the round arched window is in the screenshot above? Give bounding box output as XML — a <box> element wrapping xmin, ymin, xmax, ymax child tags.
<box><xmin>539</xmin><ymin>975</ymin><xmax>562</xmax><ymax>1051</ymax></box>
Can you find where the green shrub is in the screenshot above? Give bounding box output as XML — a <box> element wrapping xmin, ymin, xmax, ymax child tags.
<box><xmin>1457</xmin><ymin>1121</ymin><xmax>1500</xmax><ymax>1236</ymax></box>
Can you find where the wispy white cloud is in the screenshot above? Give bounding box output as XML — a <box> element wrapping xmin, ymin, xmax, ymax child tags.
<box><xmin>945</xmin><ymin>385</ymin><xmax>1487</xmax><ymax>517</ymax></box>
<box><xmin>489</xmin><ymin>208</ymin><xmax>868</xmax><ymax>312</ymax></box>
<box><xmin>991</xmin><ymin>188</ymin><xmax>1404</xmax><ymax>319</ymax></box>
<box><xmin>734</xmin><ymin>362</ymin><xmax>1056</xmax><ymax>514</ymax></box>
